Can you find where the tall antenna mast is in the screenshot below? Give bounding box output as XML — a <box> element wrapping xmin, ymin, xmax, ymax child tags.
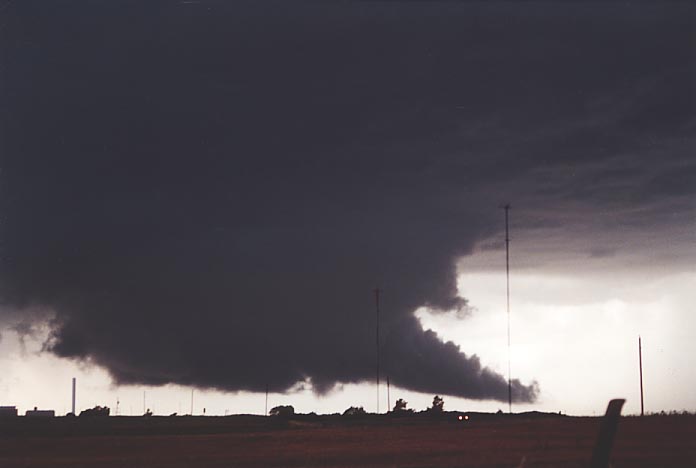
<box><xmin>387</xmin><ymin>376</ymin><xmax>391</xmax><ymax>413</ymax></box>
<box><xmin>374</xmin><ymin>287</ymin><xmax>382</xmax><ymax>414</ymax></box>
<box><xmin>71</xmin><ymin>378</ymin><xmax>76</xmax><ymax>415</ymax></box>
<box><xmin>639</xmin><ymin>336</ymin><xmax>644</xmax><ymax>416</ymax></box>
<box><xmin>503</xmin><ymin>203</ymin><xmax>512</xmax><ymax>414</ymax></box>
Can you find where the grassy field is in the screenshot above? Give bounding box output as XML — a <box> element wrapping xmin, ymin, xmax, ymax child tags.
<box><xmin>0</xmin><ymin>413</ymin><xmax>694</xmax><ymax>467</ymax></box>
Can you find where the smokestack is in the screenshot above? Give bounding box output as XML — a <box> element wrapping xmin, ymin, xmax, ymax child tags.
<box><xmin>71</xmin><ymin>378</ymin><xmax>76</xmax><ymax>415</ymax></box>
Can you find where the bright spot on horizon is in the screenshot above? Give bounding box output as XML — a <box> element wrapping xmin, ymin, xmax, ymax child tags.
<box><xmin>416</xmin><ymin>258</ymin><xmax>696</xmax><ymax>416</ymax></box>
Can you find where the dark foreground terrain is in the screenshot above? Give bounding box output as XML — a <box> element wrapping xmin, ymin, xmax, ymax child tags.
<box><xmin>0</xmin><ymin>413</ymin><xmax>694</xmax><ymax>467</ymax></box>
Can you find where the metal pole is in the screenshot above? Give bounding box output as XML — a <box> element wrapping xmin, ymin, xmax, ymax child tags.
<box><xmin>639</xmin><ymin>336</ymin><xmax>644</xmax><ymax>416</ymax></box>
<box><xmin>190</xmin><ymin>388</ymin><xmax>194</xmax><ymax>415</ymax></box>
<box><xmin>71</xmin><ymin>378</ymin><xmax>76</xmax><ymax>415</ymax></box>
<box><xmin>265</xmin><ymin>384</ymin><xmax>269</xmax><ymax>416</ymax></box>
<box><xmin>374</xmin><ymin>288</ymin><xmax>381</xmax><ymax>414</ymax></box>
<box><xmin>387</xmin><ymin>376</ymin><xmax>391</xmax><ymax>413</ymax></box>
<box><xmin>504</xmin><ymin>204</ymin><xmax>512</xmax><ymax>414</ymax></box>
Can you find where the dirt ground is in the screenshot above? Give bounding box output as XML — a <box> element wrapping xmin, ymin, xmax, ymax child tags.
<box><xmin>0</xmin><ymin>414</ymin><xmax>694</xmax><ymax>467</ymax></box>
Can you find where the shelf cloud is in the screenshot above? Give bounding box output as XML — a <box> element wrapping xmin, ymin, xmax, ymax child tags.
<box><xmin>1</xmin><ymin>1</ymin><xmax>692</xmax><ymax>403</ymax></box>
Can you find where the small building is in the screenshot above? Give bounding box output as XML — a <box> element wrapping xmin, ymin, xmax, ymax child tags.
<box><xmin>26</xmin><ymin>407</ymin><xmax>55</xmax><ymax>418</ymax></box>
<box><xmin>0</xmin><ymin>406</ymin><xmax>18</xmax><ymax>417</ymax></box>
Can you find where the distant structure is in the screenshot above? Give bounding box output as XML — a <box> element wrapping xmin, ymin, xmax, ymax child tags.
<box><xmin>503</xmin><ymin>203</ymin><xmax>512</xmax><ymax>414</ymax></box>
<box><xmin>79</xmin><ymin>406</ymin><xmax>110</xmax><ymax>418</ymax></box>
<box><xmin>0</xmin><ymin>406</ymin><xmax>18</xmax><ymax>417</ymax></box>
<box><xmin>26</xmin><ymin>407</ymin><xmax>55</xmax><ymax>418</ymax></box>
<box><xmin>72</xmin><ymin>377</ymin><xmax>76</xmax><ymax>415</ymax></box>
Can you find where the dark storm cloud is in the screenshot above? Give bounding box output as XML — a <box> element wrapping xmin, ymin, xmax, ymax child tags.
<box><xmin>0</xmin><ymin>1</ymin><xmax>692</xmax><ymax>402</ymax></box>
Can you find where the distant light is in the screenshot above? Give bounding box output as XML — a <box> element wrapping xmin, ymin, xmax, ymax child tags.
<box><xmin>458</xmin><ymin>415</ymin><xmax>463</xmax><ymax>421</ymax></box>
<box><xmin>465</xmin><ymin>415</ymin><xmax>469</xmax><ymax>420</ymax></box>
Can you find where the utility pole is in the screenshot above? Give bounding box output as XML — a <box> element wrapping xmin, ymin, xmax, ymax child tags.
<box><xmin>387</xmin><ymin>376</ymin><xmax>391</xmax><ymax>413</ymax></box>
<box><xmin>503</xmin><ymin>204</ymin><xmax>512</xmax><ymax>414</ymax></box>
<box><xmin>639</xmin><ymin>336</ymin><xmax>644</xmax><ymax>416</ymax></box>
<box><xmin>190</xmin><ymin>388</ymin><xmax>194</xmax><ymax>416</ymax></box>
<box><xmin>374</xmin><ymin>287</ymin><xmax>381</xmax><ymax>414</ymax></box>
<box><xmin>71</xmin><ymin>378</ymin><xmax>76</xmax><ymax>415</ymax></box>
<box><xmin>265</xmin><ymin>384</ymin><xmax>269</xmax><ymax>416</ymax></box>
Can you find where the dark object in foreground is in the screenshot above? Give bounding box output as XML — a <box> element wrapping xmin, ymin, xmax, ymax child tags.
<box><xmin>590</xmin><ymin>399</ymin><xmax>625</xmax><ymax>468</ymax></box>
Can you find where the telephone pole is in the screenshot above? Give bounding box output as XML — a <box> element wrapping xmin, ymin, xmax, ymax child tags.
<box><xmin>387</xmin><ymin>376</ymin><xmax>391</xmax><ymax>413</ymax></box>
<box><xmin>639</xmin><ymin>336</ymin><xmax>644</xmax><ymax>416</ymax></box>
<box><xmin>71</xmin><ymin>378</ymin><xmax>76</xmax><ymax>415</ymax></box>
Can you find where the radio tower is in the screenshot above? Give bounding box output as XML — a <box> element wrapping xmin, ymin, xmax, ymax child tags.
<box><xmin>374</xmin><ymin>287</ymin><xmax>382</xmax><ymax>414</ymax></box>
<box><xmin>503</xmin><ymin>204</ymin><xmax>512</xmax><ymax>414</ymax></box>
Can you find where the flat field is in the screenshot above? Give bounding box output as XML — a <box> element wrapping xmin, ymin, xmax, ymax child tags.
<box><xmin>0</xmin><ymin>414</ymin><xmax>694</xmax><ymax>467</ymax></box>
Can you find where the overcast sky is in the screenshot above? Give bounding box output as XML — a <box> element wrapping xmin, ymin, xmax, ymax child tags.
<box><xmin>0</xmin><ymin>1</ymin><xmax>693</xmax><ymax>416</ymax></box>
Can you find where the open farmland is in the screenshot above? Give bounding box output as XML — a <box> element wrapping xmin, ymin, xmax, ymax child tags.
<box><xmin>0</xmin><ymin>414</ymin><xmax>694</xmax><ymax>467</ymax></box>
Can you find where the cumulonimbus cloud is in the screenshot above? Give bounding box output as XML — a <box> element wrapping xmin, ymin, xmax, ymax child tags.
<box><xmin>1</xmin><ymin>1</ymin><xmax>692</xmax><ymax>403</ymax></box>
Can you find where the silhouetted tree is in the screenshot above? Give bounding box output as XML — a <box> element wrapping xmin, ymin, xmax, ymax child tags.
<box><xmin>79</xmin><ymin>406</ymin><xmax>110</xmax><ymax>417</ymax></box>
<box><xmin>431</xmin><ymin>395</ymin><xmax>444</xmax><ymax>412</ymax></box>
<box><xmin>269</xmin><ymin>405</ymin><xmax>294</xmax><ymax>417</ymax></box>
<box><xmin>393</xmin><ymin>398</ymin><xmax>410</xmax><ymax>412</ymax></box>
<box><xmin>342</xmin><ymin>406</ymin><xmax>366</xmax><ymax>416</ymax></box>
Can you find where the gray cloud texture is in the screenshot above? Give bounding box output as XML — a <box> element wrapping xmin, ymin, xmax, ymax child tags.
<box><xmin>0</xmin><ymin>1</ymin><xmax>693</xmax><ymax>403</ymax></box>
